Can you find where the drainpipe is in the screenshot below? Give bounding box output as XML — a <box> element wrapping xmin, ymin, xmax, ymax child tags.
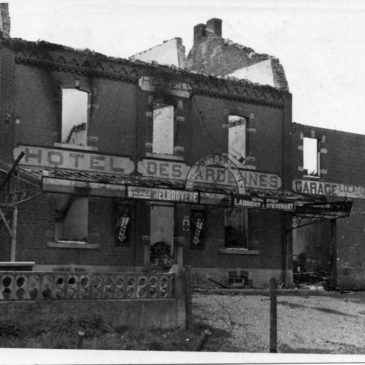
<box><xmin>281</xmin><ymin>93</ymin><xmax>292</xmax><ymax>287</ymax></box>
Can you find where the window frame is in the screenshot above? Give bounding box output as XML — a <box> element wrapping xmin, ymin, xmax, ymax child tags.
<box><xmin>152</xmin><ymin>102</ymin><xmax>175</xmax><ymax>155</ymax></box>
<box><xmin>61</xmin><ymin>88</ymin><xmax>89</xmax><ymax>146</ymax></box>
<box><xmin>228</xmin><ymin>114</ymin><xmax>248</xmax><ymax>162</ymax></box>
<box><xmin>303</xmin><ymin>137</ymin><xmax>320</xmax><ymax>177</ymax></box>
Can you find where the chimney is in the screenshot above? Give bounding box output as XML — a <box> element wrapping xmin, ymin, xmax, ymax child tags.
<box><xmin>194</xmin><ymin>23</ymin><xmax>206</xmax><ymax>44</ymax></box>
<box><xmin>0</xmin><ymin>3</ymin><xmax>10</xmax><ymax>39</ymax></box>
<box><xmin>206</xmin><ymin>18</ymin><xmax>222</xmax><ymax>38</ymax></box>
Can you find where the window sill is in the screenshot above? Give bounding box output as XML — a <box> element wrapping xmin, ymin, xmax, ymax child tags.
<box><xmin>219</xmin><ymin>248</ymin><xmax>259</xmax><ymax>255</ymax></box>
<box><xmin>303</xmin><ymin>174</ymin><xmax>320</xmax><ymax>179</ymax></box>
<box><xmin>145</xmin><ymin>152</ymin><xmax>184</xmax><ymax>161</ymax></box>
<box><xmin>47</xmin><ymin>241</ymin><xmax>100</xmax><ymax>249</ymax></box>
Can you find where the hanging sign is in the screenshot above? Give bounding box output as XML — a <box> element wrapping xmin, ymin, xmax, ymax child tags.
<box><xmin>118</xmin><ymin>215</ymin><xmax>130</xmax><ymax>243</ymax></box>
<box><xmin>182</xmin><ymin>216</ymin><xmax>190</xmax><ymax>232</ymax></box>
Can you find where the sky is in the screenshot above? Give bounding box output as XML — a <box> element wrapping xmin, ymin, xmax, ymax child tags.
<box><xmin>6</xmin><ymin>0</ymin><xmax>365</xmax><ymax>134</ymax></box>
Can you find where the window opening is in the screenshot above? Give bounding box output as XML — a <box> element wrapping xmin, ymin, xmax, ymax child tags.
<box><xmin>152</xmin><ymin>104</ymin><xmax>174</xmax><ymax>154</ymax></box>
<box><xmin>61</xmin><ymin>88</ymin><xmax>88</xmax><ymax>146</ymax></box>
<box><xmin>228</xmin><ymin>115</ymin><xmax>247</xmax><ymax>162</ymax></box>
<box><xmin>224</xmin><ymin>208</ymin><xmax>248</xmax><ymax>249</ymax></box>
<box><xmin>55</xmin><ymin>195</ymin><xmax>88</xmax><ymax>242</ymax></box>
<box><xmin>303</xmin><ymin>137</ymin><xmax>319</xmax><ymax>176</ymax></box>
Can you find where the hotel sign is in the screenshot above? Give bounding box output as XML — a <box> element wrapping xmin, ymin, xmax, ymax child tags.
<box><xmin>138</xmin><ymin>76</ymin><xmax>191</xmax><ymax>98</ymax></box>
<box><xmin>138</xmin><ymin>158</ymin><xmax>281</xmax><ymax>191</ymax></box>
<box><xmin>293</xmin><ymin>179</ymin><xmax>365</xmax><ymax>199</ymax></box>
<box><xmin>14</xmin><ymin>145</ymin><xmax>135</xmax><ymax>175</ymax></box>
<box><xmin>127</xmin><ymin>186</ymin><xmax>199</xmax><ymax>203</ymax></box>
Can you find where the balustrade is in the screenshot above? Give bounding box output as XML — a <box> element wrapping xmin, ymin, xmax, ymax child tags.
<box><xmin>0</xmin><ymin>272</ymin><xmax>174</xmax><ymax>301</ymax></box>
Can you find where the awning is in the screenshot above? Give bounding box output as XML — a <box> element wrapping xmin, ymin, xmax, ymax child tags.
<box><xmin>0</xmin><ymin>164</ymin><xmax>351</xmax><ymax>218</ymax></box>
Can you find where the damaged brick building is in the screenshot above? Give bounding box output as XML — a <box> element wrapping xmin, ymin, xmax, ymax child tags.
<box><xmin>0</xmin><ymin>9</ymin><xmax>357</xmax><ymax>291</ymax></box>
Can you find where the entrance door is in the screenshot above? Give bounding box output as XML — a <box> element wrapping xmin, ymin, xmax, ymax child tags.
<box><xmin>150</xmin><ymin>205</ymin><xmax>174</xmax><ymax>264</ymax></box>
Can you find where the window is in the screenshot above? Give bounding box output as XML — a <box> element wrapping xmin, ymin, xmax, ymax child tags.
<box><xmin>61</xmin><ymin>88</ymin><xmax>88</xmax><ymax>146</ymax></box>
<box><xmin>224</xmin><ymin>208</ymin><xmax>248</xmax><ymax>249</ymax></box>
<box><xmin>115</xmin><ymin>205</ymin><xmax>131</xmax><ymax>246</ymax></box>
<box><xmin>55</xmin><ymin>195</ymin><xmax>88</xmax><ymax>242</ymax></box>
<box><xmin>228</xmin><ymin>115</ymin><xmax>247</xmax><ymax>162</ymax></box>
<box><xmin>190</xmin><ymin>210</ymin><xmax>205</xmax><ymax>249</ymax></box>
<box><xmin>152</xmin><ymin>104</ymin><xmax>174</xmax><ymax>154</ymax></box>
<box><xmin>303</xmin><ymin>137</ymin><xmax>319</xmax><ymax>176</ymax></box>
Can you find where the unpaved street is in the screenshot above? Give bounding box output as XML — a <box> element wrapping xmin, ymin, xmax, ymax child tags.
<box><xmin>193</xmin><ymin>292</ymin><xmax>365</xmax><ymax>353</ymax></box>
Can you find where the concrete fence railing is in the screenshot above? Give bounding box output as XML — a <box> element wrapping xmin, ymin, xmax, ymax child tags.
<box><xmin>0</xmin><ymin>271</ymin><xmax>174</xmax><ymax>301</ymax></box>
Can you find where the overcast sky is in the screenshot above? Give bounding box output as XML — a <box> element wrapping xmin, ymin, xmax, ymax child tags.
<box><xmin>7</xmin><ymin>0</ymin><xmax>365</xmax><ymax>134</ymax></box>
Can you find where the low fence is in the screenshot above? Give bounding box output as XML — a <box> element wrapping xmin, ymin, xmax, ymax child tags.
<box><xmin>0</xmin><ymin>271</ymin><xmax>174</xmax><ymax>301</ymax></box>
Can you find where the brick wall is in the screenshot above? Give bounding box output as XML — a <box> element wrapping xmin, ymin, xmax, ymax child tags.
<box><xmin>0</xmin><ymin>38</ymin><xmax>292</xmax><ymax>284</ymax></box>
<box><xmin>292</xmin><ymin>123</ymin><xmax>365</xmax><ymax>288</ymax></box>
<box><xmin>186</xmin><ymin>19</ymin><xmax>288</xmax><ymax>91</ymax></box>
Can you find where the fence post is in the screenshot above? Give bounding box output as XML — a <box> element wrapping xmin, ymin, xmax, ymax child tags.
<box><xmin>184</xmin><ymin>265</ymin><xmax>193</xmax><ymax>330</ymax></box>
<box><xmin>269</xmin><ymin>277</ymin><xmax>277</xmax><ymax>353</ymax></box>
<box><xmin>77</xmin><ymin>330</ymin><xmax>85</xmax><ymax>349</ymax></box>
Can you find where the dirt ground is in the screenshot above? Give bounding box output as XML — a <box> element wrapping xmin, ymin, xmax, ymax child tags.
<box><xmin>193</xmin><ymin>291</ymin><xmax>365</xmax><ymax>353</ymax></box>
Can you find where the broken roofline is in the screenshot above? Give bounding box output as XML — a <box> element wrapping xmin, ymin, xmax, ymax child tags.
<box><xmin>7</xmin><ymin>36</ymin><xmax>289</xmax><ymax>99</ymax></box>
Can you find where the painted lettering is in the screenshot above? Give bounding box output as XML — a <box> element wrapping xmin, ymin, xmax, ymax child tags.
<box><xmin>47</xmin><ymin>151</ymin><xmax>63</xmax><ymax>166</ymax></box>
<box><xmin>172</xmin><ymin>164</ymin><xmax>183</xmax><ymax>178</ymax></box>
<box><xmin>90</xmin><ymin>155</ymin><xmax>105</xmax><ymax>170</ymax></box>
<box><xmin>147</xmin><ymin>161</ymin><xmax>157</xmax><ymax>175</ymax></box>
<box><xmin>110</xmin><ymin>157</ymin><xmax>125</xmax><ymax>173</ymax></box>
<box><xmin>69</xmin><ymin>153</ymin><xmax>84</xmax><ymax>168</ymax></box>
<box><xmin>159</xmin><ymin>163</ymin><xmax>169</xmax><ymax>177</ymax></box>
<box><xmin>24</xmin><ymin>147</ymin><xmax>42</xmax><ymax>164</ymax></box>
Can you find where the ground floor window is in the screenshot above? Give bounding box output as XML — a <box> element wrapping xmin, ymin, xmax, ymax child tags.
<box><xmin>224</xmin><ymin>208</ymin><xmax>249</xmax><ymax>249</ymax></box>
<box><xmin>55</xmin><ymin>195</ymin><xmax>88</xmax><ymax>242</ymax></box>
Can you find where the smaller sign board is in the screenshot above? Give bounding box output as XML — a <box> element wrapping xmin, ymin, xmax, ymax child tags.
<box><xmin>127</xmin><ymin>186</ymin><xmax>199</xmax><ymax>203</ymax></box>
<box><xmin>182</xmin><ymin>216</ymin><xmax>190</xmax><ymax>232</ymax></box>
<box><xmin>234</xmin><ymin>195</ymin><xmax>295</xmax><ymax>212</ymax></box>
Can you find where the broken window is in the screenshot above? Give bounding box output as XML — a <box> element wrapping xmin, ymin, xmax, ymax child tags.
<box><xmin>61</xmin><ymin>88</ymin><xmax>88</xmax><ymax>146</ymax></box>
<box><xmin>55</xmin><ymin>195</ymin><xmax>88</xmax><ymax>243</ymax></box>
<box><xmin>224</xmin><ymin>208</ymin><xmax>249</xmax><ymax>249</ymax></box>
<box><xmin>152</xmin><ymin>104</ymin><xmax>174</xmax><ymax>154</ymax></box>
<box><xmin>228</xmin><ymin>115</ymin><xmax>247</xmax><ymax>162</ymax></box>
<box><xmin>303</xmin><ymin>137</ymin><xmax>320</xmax><ymax>176</ymax></box>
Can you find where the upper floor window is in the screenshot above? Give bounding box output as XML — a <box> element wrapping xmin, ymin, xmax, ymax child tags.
<box><xmin>152</xmin><ymin>103</ymin><xmax>174</xmax><ymax>155</ymax></box>
<box><xmin>228</xmin><ymin>115</ymin><xmax>247</xmax><ymax>162</ymax></box>
<box><xmin>303</xmin><ymin>137</ymin><xmax>319</xmax><ymax>176</ymax></box>
<box><xmin>61</xmin><ymin>88</ymin><xmax>88</xmax><ymax>146</ymax></box>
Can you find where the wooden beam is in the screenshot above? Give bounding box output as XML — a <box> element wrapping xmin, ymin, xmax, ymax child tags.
<box><xmin>10</xmin><ymin>206</ymin><xmax>18</xmax><ymax>262</ymax></box>
<box><xmin>0</xmin><ymin>207</ymin><xmax>13</xmax><ymax>237</ymax></box>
